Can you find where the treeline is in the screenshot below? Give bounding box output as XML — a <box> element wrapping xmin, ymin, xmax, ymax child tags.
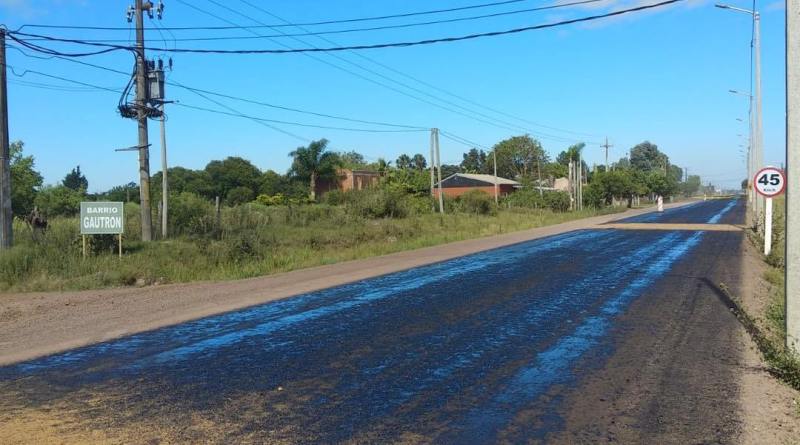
<box><xmin>8</xmin><ymin>135</ymin><xmax>705</xmax><ymax>220</ymax></box>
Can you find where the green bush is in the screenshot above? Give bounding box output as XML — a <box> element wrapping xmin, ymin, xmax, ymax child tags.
<box><xmin>543</xmin><ymin>191</ymin><xmax>570</xmax><ymax>212</ymax></box>
<box><xmin>344</xmin><ymin>188</ymin><xmax>406</xmax><ymax>219</ymax></box>
<box><xmin>321</xmin><ymin>189</ymin><xmax>346</xmax><ymax>206</ymax></box>
<box><xmin>457</xmin><ymin>189</ymin><xmax>495</xmax><ymax>215</ymax></box>
<box><xmin>169</xmin><ymin>192</ymin><xmax>216</xmax><ymax>237</ymax></box>
<box><xmin>226</xmin><ymin>186</ymin><xmax>255</xmax><ymax>206</ymax></box>
<box><xmin>34</xmin><ymin>185</ymin><xmax>83</xmax><ymax>217</ymax></box>
<box><xmin>256</xmin><ymin>193</ymin><xmax>287</xmax><ymax>206</ymax></box>
<box><xmin>582</xmin><ymin>183</ymin><xmax>606</xmax><ymax>209</ymax></box>
<box><xmin>504</xmin><ymin>188</ymin><xmax>545</xmax><ymax>209</ymax></box>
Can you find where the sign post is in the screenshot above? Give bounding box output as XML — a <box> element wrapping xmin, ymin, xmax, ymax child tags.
<box><xmin>80</xmin><ymin>202</ymin><xmax>125</xmax><ymax>259</ymax></box>
<box><xmin>753</xmin><ymin>167</ymin><xmax>786</xmax><ymax>256</ymax></box>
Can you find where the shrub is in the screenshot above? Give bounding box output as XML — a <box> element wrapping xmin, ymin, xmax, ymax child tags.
<box><xmin>226</xmin><ymin>186</ymin><xmax>255</xmax><ymax>206</ymax></box>
<box><xmin>321</xmin><ymin>190</ymin><xmax>346</xmax><ymax>206</ymax></box>
<box><xmin>256</xmin><ymin>193</ymin><xmax>286</xmax><ymax>206</ymax></box>
<box><xmin>169</xmin><ymin>192</ymin><xmax>215</xmax><ymax>237</ymax></box>
<box><xmin>504</xmin><ymin>188</ymin><xmax>545</xmax><ymax>209</ymax></box>
<box><xmin>345</xmin><ymin>188</ymin><xmax>406</xmax><ymax>218</ymax></box>
<box><xmin>582</xmin><ymin>183</ymin><xmax>605</xmax><ymax>209</ymax></box>
<box><xmin>457</xmin><ymin>189</ymin><xmax>494</xmax><ymax>215</ymax></box>
<box><xmin>34</xmin><ymin>185</ymin><xmax>83</xmax><ymax>217</ymax></box>
<box><xmin>543</xmin><ymin>191</ymin><xmax>570</xmax><ymax>212</ymax></box>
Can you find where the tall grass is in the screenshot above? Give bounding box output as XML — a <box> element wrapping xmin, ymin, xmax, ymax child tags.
<box><xmin>0</xmin><ymin>194</ymin><xmax>623</xmax><ymax>293</ymax></box>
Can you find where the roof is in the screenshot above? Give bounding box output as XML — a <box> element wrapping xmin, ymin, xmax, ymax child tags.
<box><xmin>438</xmin><ymin>173</ymin><xmax>519</xmax><ymax>187</ymax></box>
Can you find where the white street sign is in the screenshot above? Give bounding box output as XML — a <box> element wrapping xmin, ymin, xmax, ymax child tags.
<box><xmin>754</xmin><ymin>166</ymin><xmax>786</xmax><ymax>198</ymax></box>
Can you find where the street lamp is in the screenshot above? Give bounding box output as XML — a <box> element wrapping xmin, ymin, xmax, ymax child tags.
<box><xmin>717</xmin><ymin>3</ymin><xmax>763</xmax><ymax>229</ymax></box>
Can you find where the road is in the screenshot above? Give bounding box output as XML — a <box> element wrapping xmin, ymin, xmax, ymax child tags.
<box><xmin>0</xmin><ymin>198</ymin><xmax>750</xmax><ymax>444</ymax></box>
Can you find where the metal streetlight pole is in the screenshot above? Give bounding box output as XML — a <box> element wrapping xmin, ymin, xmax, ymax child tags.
<box><xmin>718</xmin><ymin>4</ymin><xmax>764</xmax><ymax>231</ymax></box>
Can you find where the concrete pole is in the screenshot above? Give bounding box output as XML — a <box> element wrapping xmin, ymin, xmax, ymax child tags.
<box><xmin>754</xmin><ymin>12</ymin><xmax>765</xmax><ymax>233</ymax></box>
<box><xmin>493</xmin><ymin>149</ymin><xmax>498</xmax><ymax>205</ymax></box>
<box><xmin>429</xmin><ymin>129</ymin><xmax>436</xmax><ymax>211</ymax></box>
<box><xmin>160</xmin><ymin>105</ymin><xmax>168</xmax><ymax>239</ymax></box>
<box><xmin>135</xmin><ymin>0</ymin><xmax>153</xmax><ymax>241</ymax></box>
<box><xmin>434</xmin><ymin>128</ymin><xmax>444</xmax><ymax>214</ymax></box>
<box><xmin>786</xmin><ymin>0</ymin><xmax>800</xmax><ymax>351</ymax></box>
<box><xmin>0</xmin><ymin>30</ymin><xmax>11</xmax><ymax>249</ymax></box>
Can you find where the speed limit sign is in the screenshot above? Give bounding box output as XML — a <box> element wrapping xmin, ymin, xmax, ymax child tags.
<box><xmin>754</xmin><ymin>166</ymin><xmax>786</xmax><ymax>197</ymax></box>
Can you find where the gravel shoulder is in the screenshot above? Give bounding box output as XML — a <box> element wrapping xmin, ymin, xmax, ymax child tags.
<box><xmin>0</xmin><ymin>203</ymin><xmax>692</xmax><ymax>366</ymax></box>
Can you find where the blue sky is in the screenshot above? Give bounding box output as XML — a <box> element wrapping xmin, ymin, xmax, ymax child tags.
<box><xmin>0</xmin><ymin>0</ymin><xmax>787</xmax><ymax>191</ymax></box>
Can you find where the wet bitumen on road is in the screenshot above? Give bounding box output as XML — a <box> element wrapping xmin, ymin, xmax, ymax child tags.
<box><xmin>0</xmin><ymin>198</ymin><xmax>748</xmax><ymax>444</ymax></box>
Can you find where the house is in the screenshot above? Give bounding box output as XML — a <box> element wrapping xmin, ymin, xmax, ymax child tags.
<box><xmin>315</xmin><ymin>169</ymin><xmax>382</xmax><ymax>197</ymax></box>
<box><xmin>434</xmin><ymin>173</ymin><xmax>519</xmax><ymax>198</ymax></box>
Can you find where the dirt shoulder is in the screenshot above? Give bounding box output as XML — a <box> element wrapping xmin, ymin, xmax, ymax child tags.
<box><xmin>734</xmin><ymin>238</ymin><xmax>800</xmax><ymax>444</ymax></box>
<box><xmin>0</xmin><ymin>203</ymin><xmax>692</xmax><ymax>366</ymax></box>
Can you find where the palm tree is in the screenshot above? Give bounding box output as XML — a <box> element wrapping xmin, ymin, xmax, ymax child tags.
<box><xmin>289</xmin><ymin>139</ymin><xmax>340</xmax><ymax>201</ymax></box>
<box><xmin>396</xmin><ymin>154</ymin><xmax>412</xmax><ymax>170</ymax></box>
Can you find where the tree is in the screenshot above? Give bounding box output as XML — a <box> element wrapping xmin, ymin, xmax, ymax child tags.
<box><xmin>592</xmin><ymin>170</ymin><xmax>636</xmax><ymax>206</ymax></box>
<box><xmin>646</xmin><ymin>171</ymin><xmax>678</xmax><ymax>198</ymax></box>
<box><xmin>411</xmin><ymin>153</ymin><xmax>427</xmax><ymax>170</ymax></box>
<box><xmin>339</xmin><ymin>151</ymin><xmax>367</xmax><ymax>169</ymax></box>
<box><xmin>556</xmin><ymin>143</ymin><xmax>586</xmax><ymax>165</ymax></box>
<box><xmin>9</xmin><ymin>141</ymin><xmax>43</xmax><ymax>216</ymax></box>
<box><xmin>630</xmin><ymin>141</ymin><xmax>668</xmax><ymax>172</ymax></box>
<box><xmin>62</xmin><ymin>165</ymin><xmax>88</xmax><ymax>191</ymax></box>
<box><xmin>205</xmin><ymin>156</ymin><xmax>262</xmax><ymax>199</ymax></box>
<box><xmin>460</xmin><ymin>148</ymin><xmax>488</xmax><ymax>173</ymax></box>
<box><xmin>102</xmin><ymin>182</ymin><xmax>139</xmax><ymax>203</ymax></box>
<box><xmin>289</xmin><ymin>139</ymin><xmax>341</xmax><ymax>201</ymax></box>
<box><xmin>34</xmin><ymin>185</ymin><xmax>83</xmax><ymax>216</ymax></box>
<box><xmin>492</xmin><ymin>135</ymin><xmax>548</xmax><ymax>180</ymax></box>
<box><xmin>682</xmin><ymin>175</ymin><xmax>702</xmax><ymax>197</ymax></box>
<box><xmin>396</xmin><ymin>154</ymin><xmax>412</xmax><ymax>170</ymax></box>
<box><xmin>226</xmin><ymin>186</ymin><xmax>255</xmax><ymax>205</ymax></box>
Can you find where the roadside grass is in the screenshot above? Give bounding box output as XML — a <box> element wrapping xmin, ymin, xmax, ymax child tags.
<box><xmin>737</xmin><ymin>196</ymin><xmax>800</xmax><ymax>391</ymax></box>
<box><xmin>0</xmin><ymin>203</ymin><xmax>623</xmax><ymax>292</ymax></box>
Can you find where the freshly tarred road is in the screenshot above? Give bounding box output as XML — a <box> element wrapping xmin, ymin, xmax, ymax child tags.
<box><xmin>0</xmin><ymin>198</ymin><xmax>749</xmax><ymax>444</ymax></box>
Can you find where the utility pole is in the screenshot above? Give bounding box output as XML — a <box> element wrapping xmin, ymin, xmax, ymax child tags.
<box><xmin>429</xmin><ymin>129</ymin><xmax>436</xmax><ymax>211</ymax></box>
<box><xmin>0</xmin><ymin>29</ymin><xmax>10</xmax><ymax>250</ymax></box>
<box><xmin>433</xmin><ymin>128</ymin><xmax>444</xmax><ymax>214</ymax></box>
<box><xmin>786</xmin><ymin>0</ymin><xmax>799</xmax><ymax>351</ymax></box>
<box><xmin>134</xmin><ymin>0</ymin><xmax>153</xmax><ymax>241</ymax></box>
<box><xmin>754</xmin><ymin>10</ymin><xmax>765</xmax><ymax>232</ymax></box>
<box><xmin>601</xmin><ymin>137</ymin><xmax>613</xmax><ymax>171</ymax></box>
<box><xmin>577</xmin><ymin>151</ymin><xmax>583</xmax><ymax>210</ymax></box>
<box><xmin>160</xmin><ymin>102</ymin><xmax>168</xmax><ymax>238</ymax></box>
<box><xmin>493</xmin><ymin>149</ymin><xmax>498</xmax><ymax>205</ymax></box>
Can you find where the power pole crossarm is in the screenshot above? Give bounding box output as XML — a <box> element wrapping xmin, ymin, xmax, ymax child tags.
<box><xmin>0</xmin><ymin>29</ymin><xmax>11</xmax><ymax>249</ymax></box>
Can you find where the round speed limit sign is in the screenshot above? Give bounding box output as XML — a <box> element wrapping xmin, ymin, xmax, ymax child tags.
<box><xmin>753</xmin><ymin>167</ymin><xmax>786</xmax><ymax>197</ymax></box>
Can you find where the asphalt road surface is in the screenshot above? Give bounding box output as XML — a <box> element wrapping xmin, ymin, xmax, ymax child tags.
<box><xmin>0</xmin><ymin>198</ymin><xmax>748</xmax><ymax>444</ymax></box>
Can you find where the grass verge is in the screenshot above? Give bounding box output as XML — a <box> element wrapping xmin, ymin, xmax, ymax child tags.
<box><xmin>0</xmin><ymin>204</ymin><xmax>623</xmax><ymax>293</ymax></box>
<box><xmin>732</xmin><ymin>196</ymin><xmax>800</xmax><ymax>390</ymax></box>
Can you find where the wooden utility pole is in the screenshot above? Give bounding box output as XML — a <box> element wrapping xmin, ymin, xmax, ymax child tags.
<box><xmin>601</xmin><ymin>137</ymin><xmax>613</xmax><ymax>171</ymax></box>
<box><xmin>0</xmin><ymin>29</ymin><xmax>11</xmax><ymax>249</ymax></box>
<box><xmin>134</xmin><ymin>0</ymin><xmax>153</xmax><ymax>241</ymax></box>
<box><xmin>786</xmin><ymin>0</ymin><xmax>799</xmax><ymax>351</ymax></box>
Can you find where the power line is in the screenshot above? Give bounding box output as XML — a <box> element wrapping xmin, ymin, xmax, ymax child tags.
<box><xmin>173</xmin><ymin>102</ymin><xmax>428</xmax><ymax>133</ymax></box>
<box><xmin>173</xmin><ymin>0</ymin><xmax>567</xmax><ymax>141</ymax></box>
<box><xmin>8</xmin><ymin>45</ymin><xmax>431</xmax><ymax>131</ymax></box>
<box><xmin>18</xmin><ymin>0</ymin><xmax>608</xmax><ymax>43</ymax></box>
<box><xmin>236</xmin><ymin>0</ymin><xmax>601</xmax><ymax>141</ymax></box>
<box><xmin>8</xmin><ymin>1</ymin><xmax>685</xmax><ymax>55</ymax></box>
<box><xmin>15</xmin><ymin>0</ymin><xmax>534</xmax><ymax>31</ymax></box>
